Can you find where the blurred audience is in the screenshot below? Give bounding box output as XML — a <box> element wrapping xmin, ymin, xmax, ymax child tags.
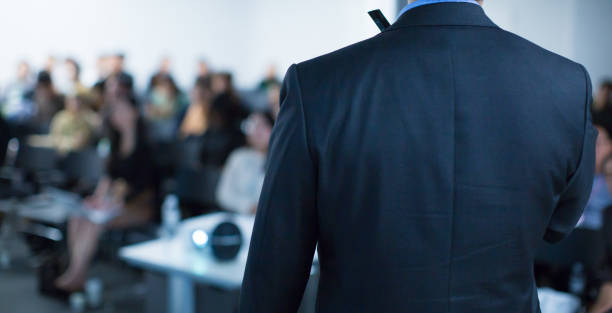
<box><xmin>145</xmin><ymin>74</ymin><xmax>186</xmax><ymax>121</ymax></box>
<box><xmin>1</xmin><ymin>61</ymin><xmax>34</xmax><ymax>122</ymax></box>
<box><xmin>178</xmin><ymin>76</ymin><xmax>213</xmax><ymax>139</ymax></box>
<box><xmin>196</xmin><ymin>59</ymin><xmax>210</xmax><ymax>81</ymax></box>
<box><xmin>199</xmin><ymin>93</ymin><xmax>246</xmax><ymax>167</ymax></box>
<box><xmin>257</xmin><ymin>64</ymin><xmax>280</xmax><ymax>91</ymax></box>
<box><xmin>145</xmin><ymin>74</ymin><xmax>187</xmax><ymax>142</ymax></box>
<box><xmin>0</xmin><ymin>115</ymin><xmax>9</xmax><ymax>165</ymax></box>
<box><xmin>63</xmin><ymin>58</ymin><xmax>89</xmax><ymax>96</ymax></box>
<box><xmin>266</xmin><ymin>81</ymin><xmax>281</xmax><ymax>118</ymax></box>
<box><xmin>148</xmin><ymin>56</ymin><xmax>172</xmax><ymax>92</ymax></box>
<box><xmin>590</xmin><ymin>156</ymin><xmax>612</xmax><ymax>313</ymax></box>
<box><xmin>56</xmin><ymin>93</ymin><xmax>157</xmax><ymax>292</ymax></box>
<box><xmin>26</xmin><ymin>71</ymin><xmax>64</xmax><ymax>133</ymax></box>
<box><xmin>101</xmin><ymin>54</ymin><xmax>134</xmax><ymax>101</ymax></box>
<box><xmin>210</xmin><ymin>72</ymin><xmax>249</xmax><ymax>130</ymax></box>
<box><xmin>49</xmin><ymin>94</ymin><xmax>100</xmax><ymax>154</ymax></box>
<box><xmin>577</xmin><ymin>124</ymin><xmax>612</xmax><ymax>230</ymax></box>
<box><xmin>216</xmin><ymin>112</ymin><xmax>273</xmax><ymax>214</ymax></box>
<box><xmin>593</xmin><ymin>80</ymin><xmax>612</xmax><ymax>133</ymax></box>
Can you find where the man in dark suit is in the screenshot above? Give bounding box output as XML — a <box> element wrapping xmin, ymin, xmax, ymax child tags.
<box><xmin>240</xmin><ymin>1</ymin><xmax>596</xmax><ymax>312</ymax></box>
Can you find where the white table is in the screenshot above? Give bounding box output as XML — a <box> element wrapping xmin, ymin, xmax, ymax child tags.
<box><xmin>120</xmin><ymin>212</ymin><xmax>318</xmax><ymax>313</ymax></box>
<box><xmin>120</xmin><ymin>213</ymin><xmax>246</xmax><ymax>313</ymax></box>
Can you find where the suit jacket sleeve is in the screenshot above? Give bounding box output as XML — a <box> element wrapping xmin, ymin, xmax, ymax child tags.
<box><xmin>239</xmin><ymin>64</ymin><xmax>318</xmax><ymax>312</ymax></box>
<box><xmin>544</xmin><ymin>65</ymin><xmax>597</xmax><ymax>243</ymax></box>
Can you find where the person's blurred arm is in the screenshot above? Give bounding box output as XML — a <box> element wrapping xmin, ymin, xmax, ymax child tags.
<box><xmin>85</xmin><ymin>176</ymin><xmax>112</xmax><ymax>207</ymax></box>
<box><xmin>545</xmin><ymin>66</ymin><xmax>597</xmax><ymax>243</ymax></box>
<box><xmin>239</xmin><ymin>64</ymin><xmax>318</xmax><ymax>312</ymax></box>
<box><xmin>216</xmin><ymin>150</ymin><xmax>257</xmax><ymax>214</ymax></box>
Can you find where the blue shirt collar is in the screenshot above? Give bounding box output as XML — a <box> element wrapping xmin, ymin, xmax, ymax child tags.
<box><xmin>398</xmin><ymin>0</ymin><xmax>480</xmax><ymax>19</ymax></box>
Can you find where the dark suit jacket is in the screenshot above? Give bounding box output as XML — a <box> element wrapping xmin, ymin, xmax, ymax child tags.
<box><xmin>240</xmin><ymin>3</ymin><xmax>596</xmax><ymax>313</ymax></box>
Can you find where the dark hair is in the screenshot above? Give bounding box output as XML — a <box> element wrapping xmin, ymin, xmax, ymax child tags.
<box><xmin>65</xmin><ymin>58</ymin><xmax>81</xmax><ymax>78</ymax></box>
<box><xmin>261</xmin><ymin>111</ymin><xmax>275</xmax><ymax>127</ymax></box>
<box><xmin>37</xmin><ymin>71</ymin><xmax>52</xmax><ymax>86</ymax></box>
<box><xmin>106</xmin><ymin>93</ymin><xmax>144</xmax><ymax>159</ymax></box>
<box><xmin>600</xmin><ymin>80</ymin><xmax>612</xmax><ymax>90</ymax></box>
<box><xmin>602</xmin><ymin>154</ymin><xmax>612</xmax><ymax>176</ymax></box>
<box><xmin>155</xmin><ymin>74</ymin><xmax>179</xmax><ymax>96</ymax></box>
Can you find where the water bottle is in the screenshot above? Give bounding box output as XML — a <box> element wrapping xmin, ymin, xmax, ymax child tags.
<box><xmin>162</xmin><ymin>194</ymin><xmax>180</xmax><ymax>237</ymax></box>
<box><xmin>569</xmin><ymin>262</ymin><xmax>586</xmax><ymax>295</ymax></box>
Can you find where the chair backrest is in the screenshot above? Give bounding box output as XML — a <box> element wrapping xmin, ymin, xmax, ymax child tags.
<box><xmin>174</xmin><ymin>138</ymin><xmax>203</xmax><ymax>169</ymax></box>
<box><xmin>15</xmin><ymin>145</ymin><xmax>58</xmax><ymax>172</ymax></box>
<box><xmin>58</xmin><ymin>149</ymin><xmax>104</xmax><ymax>187</ymax></box>
<box><xmin>175</xmin><ymin>166</ymin><xmax>222</xmax><ymax>208</ymax></box>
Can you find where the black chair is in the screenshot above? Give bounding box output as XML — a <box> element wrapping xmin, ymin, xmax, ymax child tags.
<box><xmin>174</xmin><ymin>166</ymin><xmax>222</xmax><ymax>217</ymax></box>
<box><xmin>14</xmin><ymin>144</ymin><xmax>58</xmax><ymax>173</ymax></box>
<box><xmin>9</xmin><ymin>144</ymin><xmax>60</xmax><ymax>194</ymax></box>
<box><xmin>57</xmin><ymin>149</ymin><xmax>104</xmax><ymax>194</ymax></box>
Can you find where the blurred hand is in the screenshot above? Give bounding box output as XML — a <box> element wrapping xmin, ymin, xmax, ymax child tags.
<box><xmin>83</xmin><ymin>194</ymin><xmax>104</xmax><ymax>209</ymax></box>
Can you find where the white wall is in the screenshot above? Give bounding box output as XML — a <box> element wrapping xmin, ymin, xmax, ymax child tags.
<box><xmin>482</xmin><ymin>0</ymin><xmax>612</xmax><ymax>86</ymax></box>
<box><xmin>0</xmin><ymin>0</ymin><xmax>609</xmax><ymax>91</ymax></box>
<box><xmin>0</xmin><ymin>0</ymin><xmax>395</xmax><ymax>91</ymax></box>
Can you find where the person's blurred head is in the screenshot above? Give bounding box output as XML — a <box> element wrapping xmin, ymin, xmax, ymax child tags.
<box><xmin>243</xmin><ymin>112</ymin><xmax>274</xmax><ymax>154</ymax></box>
<box><xmin>595</xmin><ymin>80</ymin><xmax>612</xmax><ymax>111</ymax></box>
<box><xmin>198</xmin><ymin>60</ymin><xmax>210</xmax><ymax>78</ymax></box>
<box><xmin>211</xmin><ymin>72</ymin><xmax>234</xmax><ymax>95</ymax></box>
<box><xmin>104</xmin><ymin>73</ymin><xmax>133</xmax><ymax>102</ymax></box>
<box><xmin>109</xmin><ymin>93</ymin><xmax>139</xmax><ymax>134</ymax></box>
<box><xmin>65</xmin><ymin>94</ymin><xmax>85</xmax><ymax>114</ymax></box>
<box><xmin>602</xmin><ymin>156</ymin><xmax>612</xmax><ymax>195</ymax></box>
<box><xmin>157</xmin><ymin>56</ymin><xmax>171</xmax><ymax>74</ymax></box>
<box><xmin>97</xmin><ymin>55</ymin><xmax>111</xmax><ymax>79</ymax></box>
<box><xmin>65</xmin><ymin>58</ymin><xmax>81</xmax><ymax>82</ymax></box>
<box><xmin>265</xmin><ymin>64</ymin><xmax>278</xmax><ymax>80</ymax></box>
<box><xmin>44</xmin><ymin>56</ymin><xmax>56</xmax><ymax>73</ymax></box>
<box><xmin>35</xmin><ymin>71</ymin><xmax>54</xmax><ymax>93</ymax></box>
<box><xmin>16</xmin><ymin>61</ymin><xmax>30</xmax><ymax>81</ymax></box>
<box><xmin>596</xmin><ymin>125</ymin><xmax>612</xmax><ymax>173</ymax></box>
<box><xmin>208</xmin><ymin>92</ymin><xmax>236</xmax><ymax>129</ymax></box>
<box><xmin>192</xmin><ymin>76</ymin><xmax>213</xmax><ymax>106</ymax></box>
<box><xmin>153</xmin><ymin>74</ymin><xmax>179</xmax><ymax>98</ymax></box>
<box><xmin>266</xmin><ymin>82</ymin><xmax>281</xmax><ymax>118</ymax></box>
<box><xmin>109</xmin><ymin>53</ymin><xmax>126</xmax><ymax>75</ymax></box>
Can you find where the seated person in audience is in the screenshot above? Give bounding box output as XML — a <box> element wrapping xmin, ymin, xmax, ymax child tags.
<box><xmin>210</xmin><ymin>72</ymin><xmax>249</xmax><ymax>130</ymax></box>
<box><xmin>576</xmin><ymin>123</ymin><xmax>612</xmax><ymax>230</ymax></box>
<box><xmin>63</xmin><ymin>58</ymin><xmax>89</xmax><ymax>96</ymax></box>
<box><xmin>145</xmin><ymin>74</ymin><xmax>187</xmax><ymax>142</ymax></box>
<box><xmin>25</xmin><ymin>71</ymin><xmax>64</xmax><ymax>134</ymax></box>
<box><xmin>592</xmin><ymin>80</ymin><xmax>612</xmax><ymax>124</ymax></box>
<box><xmin>147</xmin><ymin>56</ymin><xmax>172</xmax><ymax>92</ymax></box>
<box><xmin>49</xmin><ymin>94</ymin><xmax>100</xmax><ymax>154</ymax></box>
<box><xmin>199</xmin><ymin>93</ymin><xmax>245</xmax><ymax>167</ymax></box>
<box><xmin>1</xmin><ymin>61</ymin><xmax>34</xmax><ymax>122</ymax></box>
<box><xmin>216</xmin><ymin>112</ymin><xmax>273</xmax><ymax>214</ymax></box>
<box><xmin>257</xmin><ymin>64</ymin><xmax>280</xmax><ymax>91</ymax></box>
<box><xmin>196</xmin><ymin>59</ymin><xmax>210</xmax><ymax>82</ymax></box>
<box><xmin>145</xmin><ymin>74</ymin><xmax>186</xmax><ymax>121</ymax></box>
<box><xmin>266</xmin><ymin>81</ymin><xmax>281</xmax><ymax>119</ymax></box>
<box><xmin>177</xmin><ymin>76</ymin><xmax>213</xmax><ymax>139</ymax></box>
<box><xmin>55</xmin><ymin>94</ymin><xmax>157</xmax><ymax>291</ymax></box>
<box><xmin>589</xmin><ymin>155</ymin><xmax>612</xmax><ymax>313</ymax></box>
<box><xmin>0</xmin><ymin>115</ymin><xmax>9</xmax><ymax>165</ymax></box>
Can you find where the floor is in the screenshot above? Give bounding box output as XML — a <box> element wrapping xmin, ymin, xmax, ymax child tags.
<box><xmin>0</xmin><ymin>252</ymin><xmax>147</xmax><ymax>313</ymax></box>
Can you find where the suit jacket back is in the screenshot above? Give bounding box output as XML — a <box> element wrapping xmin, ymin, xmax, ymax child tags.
<box><xmin>241</xmin><ymin>3</ymin><xmax>596</xmax><ymax>313</ymax></box>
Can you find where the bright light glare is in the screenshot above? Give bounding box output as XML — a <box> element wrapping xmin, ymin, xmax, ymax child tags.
<box><xmin>191</xmin><ymin>230</ymin><xmax>209</xmax><ymax>248</ymax></box>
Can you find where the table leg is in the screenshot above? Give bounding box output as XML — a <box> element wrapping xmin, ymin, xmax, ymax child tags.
<box><xmin>168</xmin><ymin>274</ymin><xmax>194</xmax><ymax>313</ymax></box>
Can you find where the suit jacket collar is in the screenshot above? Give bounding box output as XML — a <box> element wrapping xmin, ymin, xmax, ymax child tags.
<box><xmin>386</xmin><ymin>2</ymin><xmax>497</xmax><ymax>31</ymax></box>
